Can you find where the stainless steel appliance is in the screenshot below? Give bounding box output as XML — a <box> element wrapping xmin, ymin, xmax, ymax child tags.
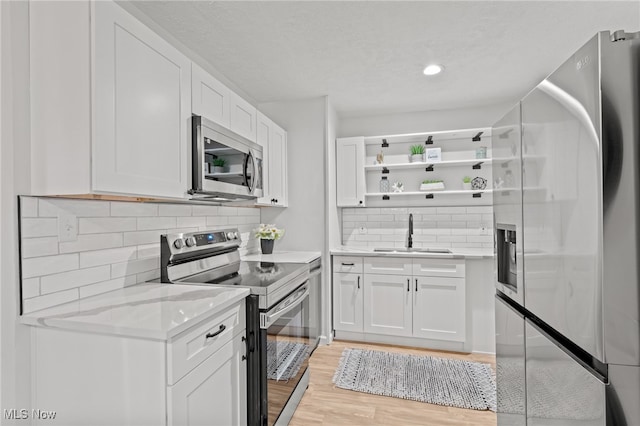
<box><xmin>308</xmin><ymin>257</ymin><xmax>322</xmax><ymax>352</ymax></box>
<box><xmin>493</xmin><ymin>30</ymin><xmax>640</xmax><ymax>425</ymax></box>
<box><xmin>191</xmin><ymin>115</ymin><xmax>263</xmax><ymax>201</ymax></box>
<box><xmin>160</xmin><ymin>229</ymin><xmax>311</xmax><ymax>426</ymax></box>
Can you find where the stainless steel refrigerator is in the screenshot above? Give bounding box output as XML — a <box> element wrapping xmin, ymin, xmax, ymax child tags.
<box><xmin>493</xmin><ymin>30</ymin><xmax>640</xmax><ymax>426</ymax></box>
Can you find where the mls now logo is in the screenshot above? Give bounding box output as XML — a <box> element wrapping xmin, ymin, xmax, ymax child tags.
<box><xmin>4</xmin><ymin>408</ymin><xmax>57</xmax><ymax>420</ymax></box>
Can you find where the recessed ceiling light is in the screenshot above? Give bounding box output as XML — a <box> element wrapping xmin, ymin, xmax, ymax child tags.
<box><xmin>423</xmin><ymin>64</ymin><xmax>443</xmax><ymax>76</ymax></box>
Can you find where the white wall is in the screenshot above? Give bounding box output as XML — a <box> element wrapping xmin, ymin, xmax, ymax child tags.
<box><xmin>338</xmin><ymin>101</ymin><xmax>513</xmax><ymax>137</ymax></box>
<box><xmin>324</xmin><ymin>98</ymin><xmax>339</xmax><ymax>344</ymax></box>
<box><xmin>259</xmin><ymin>98</ymin><xmax>326</xmax><ymax>252</ymax></box>
<box><xmin>1</xmin><ymin>0</ymin><xmax>32</xmax><ymax>417</ymax></box>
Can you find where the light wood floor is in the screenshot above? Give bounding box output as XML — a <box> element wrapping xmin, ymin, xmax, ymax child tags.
<box><xmin>290</xmin><ymin>340</ymin><xmax>497</xmax><ymax>426</ymax></box>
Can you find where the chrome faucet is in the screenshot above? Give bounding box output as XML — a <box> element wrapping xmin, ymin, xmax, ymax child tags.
<box><xmin>408</xmin><ymin>213</ymin><xmax>413</xmax><ymax>248</ymax></box>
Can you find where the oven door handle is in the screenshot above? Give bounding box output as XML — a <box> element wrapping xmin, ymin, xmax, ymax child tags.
<box><xmin>260</xmin><ymin>282</ymin><xmax>309</xmax><ymax>329</ymax></box>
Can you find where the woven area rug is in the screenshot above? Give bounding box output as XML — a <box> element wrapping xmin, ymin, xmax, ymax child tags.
<box><xmin>266</xmin><ymin>341</ymin><xmax>309</xmax><ymax>381</ymax></box>
<box><xmin>333</xmin><ymin>348</ymin><xmax>496</xmax><ymax>411</ymax></box>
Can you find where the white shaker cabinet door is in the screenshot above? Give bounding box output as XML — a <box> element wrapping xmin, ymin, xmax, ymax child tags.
<box><xmin>268</xmin><ymin>123</ymin><xmax>288</xmax><ymax>207</ymax></box>
<box><xmin>332</xmin><ymin>272</ymin><xmax>364</xmax><ymax>332</ymax></box>
<box><xmin>256</xmin><ymin>112</ymin><xmax>272</xmax><ymax>205</ymax></box>
<box><xmin>168</xmin><ymin>332</ymin><xmax>247</xmax><ymax>426</ymax></box>
<box><xmin>413</xmin><ymin>276</ymin><xmax>465</xmax><ymax>342</ymax></box>
<box><xmin>192</xmin><ymin>63</ymin><xmax>231</xmax><ymax>128</ymax></box>
<box><xmin>363</xmin><ymin>274</ymin><xmax>412</xmax><ymax>337</ymax></box>
<box><xmin>336</xmin><ymin>137</ymin><xmax>365</xmax><ymax>207</ymax></box>
<box><xmin>93</xmin><ymin>1</ymin><xmax>191</xmax><ymax>199</ymax></box>
<box><xmin>230</xmin><ymin>92</ymin><xmax>257</xmax><ymax>142</ymax></box>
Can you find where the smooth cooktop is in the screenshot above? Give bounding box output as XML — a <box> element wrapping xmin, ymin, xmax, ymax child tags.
<box><xmin>176</xmin><ymin>261</ymin><xmax>309</xmax><ymax>296</ymax></box>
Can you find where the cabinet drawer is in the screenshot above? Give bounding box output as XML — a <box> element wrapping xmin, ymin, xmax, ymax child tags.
<box><xmin>168</xmin><ymin>302</ymin><xmax>245</xmax><ymax>385</ymax></box>
<box><xmin>364</xmin><ymin>257</ymin><xmax>412</xmax><ymax>275</ymax></box>
<box><xmin>333</xmin><ymin>256</ymin><xmax>363</xmax><ymax>273</ymax></box>
<box><xmin>412</xmin><ymin>259</ymin><xmax>465</xmax><ymax>278</ymax></box>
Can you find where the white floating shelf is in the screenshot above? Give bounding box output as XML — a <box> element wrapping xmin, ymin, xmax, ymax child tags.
<box><xmin>366</xmin><ymin>189</ymin><xmax>492</xmax><ymax>197</ymax></box>
<box><xmin>365</xmin><ymin>158</ymin><xmax>492</xmax><ymax>171</ymax></box>
<box><xmin>205</xmin><ymin>172</ymin><xmax>244</xmax><ymax>178</ymax></box>
<box><xmin>364</xmin><ymin>128</ymin><xmax>490</xmax><ymax>146</ymax></box>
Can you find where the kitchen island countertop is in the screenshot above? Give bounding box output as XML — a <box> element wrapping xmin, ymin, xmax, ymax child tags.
<box><xmin>20</xmin><ymin>283</ymin><xmax>249</xmax><ymax>341</ymax></box>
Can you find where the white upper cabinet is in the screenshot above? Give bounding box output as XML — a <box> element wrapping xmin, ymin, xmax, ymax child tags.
<box><xmin>192</xmin><ymin>63</ymin><xmax>231</xmax><ymax>128</ymax></box>
<box><xmin>230</xmin><ymin>92</ymin><xmax>258</xmax><ymax>143</ymax></box>
<box><xmin>256</xmin><ymin>112</ymin><xmax>288</xmax><ymax>207</ymax></box>
<box><xmin>336</xmin><ymin>137</ymin><xmax>366</xmax><ymax>207</ymax></box>
<box><xmin>29</xmin><ymin>0</ymin><xmax>190</xmax><ymax>199</ymax></box>
<box><xmin>93</xmin><ymin>1</ymin><xmax>191</xmax><ymax>198</ymax></box>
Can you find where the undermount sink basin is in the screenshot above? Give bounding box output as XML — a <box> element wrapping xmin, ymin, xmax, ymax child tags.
<box><xmin>373</xmin><ymin>247</ymin><xmax>452</xmax><ymax>254</ymax></box>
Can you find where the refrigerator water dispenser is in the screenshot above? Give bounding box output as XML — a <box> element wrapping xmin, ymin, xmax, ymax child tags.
<box><xmin>497</xmin><ymin>224</ymin><xmax>517</xmax><ymax>289</ymax></box>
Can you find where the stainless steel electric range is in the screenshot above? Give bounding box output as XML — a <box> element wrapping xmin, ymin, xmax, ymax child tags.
<box><xmin>160</xmin><ymin>229</ymin><xmax>311</xmax><ymax>426</ymax></box>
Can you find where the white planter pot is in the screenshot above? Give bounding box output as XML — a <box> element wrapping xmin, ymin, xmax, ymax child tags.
<box><xmin>410</xmin><ymin>154</ymin><xmax>423</xmax><ymax>163</ymax></box>
<box><xmin>213</xmin><ymin>166</ymin><xmax>224</xmax><ymax>174</ymax></box>
<box><xmin>420</xmin><ymin>182</ymin><xmax>445</xmax><ymax>191</ymax></box>
<box><xmin>462</xmin><ymin>182</ymin><xmax>472</xmax><ymax>190</ymax></box>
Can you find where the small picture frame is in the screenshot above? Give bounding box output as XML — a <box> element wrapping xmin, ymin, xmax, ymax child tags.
<box><xmin>425</xmin><ymin>147</ymin><xmax>442</xmax><ymax>162</ymax></box>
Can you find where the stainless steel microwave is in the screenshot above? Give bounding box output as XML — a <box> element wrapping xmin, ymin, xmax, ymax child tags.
<box><xmin>190</xmin><ymin>115</ymin><xmax>263</xmax><ymax>201</ymax></box>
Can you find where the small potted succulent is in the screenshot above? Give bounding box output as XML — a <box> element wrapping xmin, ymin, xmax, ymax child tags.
<box><xmin>254</xmin><ymin>224</ymin><xmax>285</xmax><ymax>254</ymax></box>
<box><xmin>462</xmin><ymin>176</ymin><xmax>472</xmax><ymax>190</ymax></box>
<box><xmin>409</xmin><ymin>145</ymin><xmax>425</xmax><ymax>163</ymax></box>
<box><xmin>212</xmin><ymin>158</ymin><xmax>226</xmax><ymax>173</ymax></box>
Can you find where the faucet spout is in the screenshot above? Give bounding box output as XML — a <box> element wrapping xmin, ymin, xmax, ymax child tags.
<box><xmin>408</xmin><ymin>213</ymin><xmax>413</xmax><ymax>248</ymax></box>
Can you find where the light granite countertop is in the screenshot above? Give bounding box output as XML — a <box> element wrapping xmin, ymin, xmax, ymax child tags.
<box><xmin>20</xmin><ymin>283</ymin><xmax>249</xmax><ymax>341</ymax></box>
<box><xmin>241</xmin><ymin>250</ymin><xmax>322</xmax><ymax>263</ymax></box>
<box><xmin>330</xmin><ymin>246</ymin><xmax>493</xmax><ymax>259</ymax></box>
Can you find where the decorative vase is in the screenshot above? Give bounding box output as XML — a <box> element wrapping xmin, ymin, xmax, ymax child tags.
<box><xmin>260</xmin><ymin>239</ymin><xmax>274</xmax><ymax>254</ymax></box>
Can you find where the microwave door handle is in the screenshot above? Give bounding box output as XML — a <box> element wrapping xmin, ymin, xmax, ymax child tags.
<box><xmin>261</xmin><ymin>284</ymin><xmax>310</xmax><ymax>329</ymax></box>
<box><xmin>243</xmin><ymin>152</ymin><xmax>256</xmax><ymax>193</ymax></box>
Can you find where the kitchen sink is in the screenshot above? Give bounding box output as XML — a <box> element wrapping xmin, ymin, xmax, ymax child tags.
<box><xmin>373</xmin><ymin>247</ymin><xmax>452</xmax><ymax>254</ymax></box>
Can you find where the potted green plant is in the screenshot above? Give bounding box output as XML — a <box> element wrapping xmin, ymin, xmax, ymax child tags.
<box><xmin>462</xmin><ymin>176</ymin><xmax>472</xmax><ymax>190</ymax></box>
<box><xmin>212</xmin><ymin>158</ymin><xmax>226</xmax><ymax>173</ymax></box>
<box><xmin>409</xmin><ymin>145</ymin><xmax>425</xmax><ymax>163</ymax></box>
<box><xmin>420</xmin><ymin>179</ymin><xmax>445</xmax><ymax>191</ymax></box>
<box><xmin>254</xmin><ymin>224</ymin><xmax>285</xmax><ymax>254</ymax></box>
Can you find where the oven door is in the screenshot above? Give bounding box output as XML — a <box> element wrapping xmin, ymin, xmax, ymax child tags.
<box><xmin>192</xmin><ymin>115</ymin><xmax>263</xmax><ymax>200</ymax></box>
<box><xmin>260</xmin><ymin>281</ymin><xmax>311</xmax><ymax>426</ymax></box>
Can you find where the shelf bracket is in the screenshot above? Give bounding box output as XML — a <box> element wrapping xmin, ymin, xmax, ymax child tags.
<box><xmin>472</xmin><ymin>162</ymin><xmax>483</xmax><ymax>170</ymax></box>
<box><xmin>382</xmin><ymin>167</ymin><xmax>389</xmax><ymax>174</ymax></box>
<box><xmin>425</xmin><ymin>165</ymin><xmax>434</xmax><ymax>172</ymax></box>
<box><xmin>381</xmin><ymin>138</ymin><xmax>389</xmax><ymax>148</ymax></box>
<box><xmin>425</xmin><ymin>136</ymin><xmax>433</xmax><ymax>145</ymax></box>
<box><xmin>472</xmin><ymin>132</ymin><xmax>483</xmax><ymax>142</ymax></box>
<box><xmin>425</xmin><ymin>194</ymin><xmax>434</xmax><ymax>199</ymax></box>
<box><xmin>472</xmin><ymin>192</ymin><xmax>482</xmax><ymax>198</ymax></box>
<box><xmin>382</xmin><ymin>195</ymin><xmax>390</xmax><ymax>201</ymax></box>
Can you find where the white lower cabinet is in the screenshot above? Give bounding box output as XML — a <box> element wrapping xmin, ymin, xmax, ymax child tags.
<box><xmin>30</xmin><ymin>302</ymin><xmax>247</xmax><ymax>426</ymax></box>
<box><xmin>364</xmin><ymin>274</ymin><xmax>412</xmax><ymax>337</ymax></box>
<box><xmin>413</xmin><ymin>276</ymin><xmax>465</xmax><ymax>341</ymax></box>
<box><xmin>332</xmin><ymin>272</ymin><xmax>364</xmax><ymax>332</ymax></box>
<box><xmin>333</xmin><ymin>255</ymin><xmax>466</xmax><ymax>345</ymax></box>
<box><xmin>168</xmin><ymin>332</ymin><xmax>247</xmax><ymax>426</ymax></box>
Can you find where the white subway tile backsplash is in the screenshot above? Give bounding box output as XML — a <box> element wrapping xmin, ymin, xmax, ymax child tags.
<box><xmin>158</xmin><ymin>204</ymin><xmax>192</xmax><ymax>217</ymax></box>
<box><xmin>22</xmin><ymin>254</ymin><xmax>79</xmax><ymax>279</ymax></box>
<box><xmin>79</xmin><ymin>217</ymin><xmax>136</xmax><ymax>234</ymax></box>
<box><xmin>123</xmin><ymin>230</ymin><xmax>164</xmax><ymax>246</ymax></box>
<box><xmin>137</xmin><ymin>217</ymin><xmax>176</xmax><ymax>231</ymax></box>
<box><xmin>79</xmin><ymin>275</ymin><xmax>137</xmax><ymax>298</ymax></box>
<box><xmin>111</xmin><ymin>257</ymin><xmax>159</xmax><ymax>278</ymax></box>
<box><xmin>21</xmin><ymin>197</ymin><xmax>38</xmax><ymax>217</ymax></box>
<box><xmin>40</xmin><ymin>266</ymin><xmax>111</xmax><ymax>294</ymax></box>
<box><xmin>22</xmin><ymin>278</ymin><xmax>40</xmax><ymax>299</ymax></box>
<box><xmin>23</xmin><ymin>289</ymin><xmax>79</xmax><ymax>313</ymax></box>
<box><xmin>59</xmin><ymin>233</ymin><xmax>123</xmax><ymax>254</ymax></box>
<box><xmin>79</xmin><ymin>246</ymin><xmax>137</xmax><ymax>268</ymax></box>
<box><xmin>21</xmin><ymin>218</ymin><xmax>57</xmax><ymax>238</ymax></box>
<box><xmin>176</xmin><ymin>217</ymin><xmax>206</xmax><ymax>228</ymax></box>
<box><xmin>21</xmin><ymin>237</ymin><xmax>59</xmax><ymax>258</ymax></box>
<box><xmin>19</xmin><ymin>197</ymin><xmax>261</xmax><ymax>313</ymax></box>
<box><xmin>110</xmin><ymin>203</ymin><xmax>158</xmax><ymax>217</ymax></box>
<box><xmin>341</xmin><ymin>205</ymin><xmax>494</xmax><ymax>250</ymax></box>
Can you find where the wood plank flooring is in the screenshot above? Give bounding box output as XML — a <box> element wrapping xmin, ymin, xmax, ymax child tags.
<box><xmin>290</xmin><ymin>340</ymin><xmax>497</xmax><ymax>426</ymax></box>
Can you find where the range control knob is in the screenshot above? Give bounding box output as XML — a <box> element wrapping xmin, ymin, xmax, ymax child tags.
<box><xmin>226</xmin><ymin>231</ymin><xmax>236</xmax><ymax>240</ymax></box>
<box><xmin>173</xmin><ymin>238</ymin><xmax>185</xmax><ymax>249</ymax></box>
<box><xmin>185</xmin><ymin>237</ymin><xmax>196</xmax><ymax>247</ymax></box>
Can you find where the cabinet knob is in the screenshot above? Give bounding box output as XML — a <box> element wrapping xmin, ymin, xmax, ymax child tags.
<box><xmin>358</xmin><ymin>200</ymin><xmax>363</xmax><ymax>205</ymax></box>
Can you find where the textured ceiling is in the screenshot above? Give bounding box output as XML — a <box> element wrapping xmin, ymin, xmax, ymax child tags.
<box><xmin>131</xmin><ymin>1</ymin><xmax>640</xmax><ymax>117</ymax></box>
